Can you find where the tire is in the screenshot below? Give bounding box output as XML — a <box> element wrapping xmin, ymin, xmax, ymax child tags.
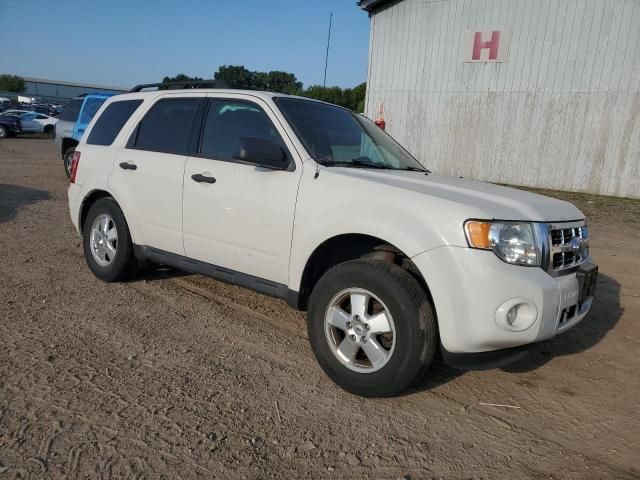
<box><xmin>63</xmin><ymin>147</ymin><xmax>75</xmax><ymax>178</ymax></box>
<box><xmin>0</xmin><ymin>125</ymin><xmax>7</xmax><ymax>139</ymax></box>
<box><xmin>82</xmin><ymin>198</ymin><xmax>138</xmax><ymax>282</ymax></box>
<box><xmin>307</xmin><ymin>259</ymin><xmax>438</xmax><ymax>397</ymax></box>
<box><xmin>44</xmin><ymin>125</ymin><xmax>54</xmax><ymax>139</ymax></box>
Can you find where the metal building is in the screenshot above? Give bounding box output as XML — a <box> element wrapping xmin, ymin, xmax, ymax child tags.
<box><xmin>1</xmin><ymin>77</ymin><xmax>127</xmax><ymax>104</ymax></box>
<box><xmin>359</xmin><ymin>0</ymin><xmax>640</xmax><ymax>198</ymax></box>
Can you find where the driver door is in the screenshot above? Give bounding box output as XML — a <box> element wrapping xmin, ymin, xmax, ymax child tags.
<box><xmin>182</xmin><ymin>96</ymin><xmax>301</xmax><ymax>284</ymax></box>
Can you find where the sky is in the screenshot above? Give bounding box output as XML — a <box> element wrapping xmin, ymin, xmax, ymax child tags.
<box><xmin>0</xmin><ymin>0</ymin><xmax>371</xmax><ymax>89</ymax></box>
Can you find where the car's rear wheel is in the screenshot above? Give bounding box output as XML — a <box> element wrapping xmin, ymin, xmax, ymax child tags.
<box><xmin>307</xmin><ymin>259</ymin><xmax>437</xmax><ymax>397</ymax></box>
<box><xmin>0</xmin><ymin>126</ymin><xmax>7</xmax><ymax>139</ymax></box>
<box><xmin>83</xmin><ymin>198</ymin><xmax>137</xmax><ymax>282</ymax></box>
<box><xmin>44</xmin><ymin>125</ymin><xmax>54</xmax><ymax>139</ymax></box>
<box><xmin>63</xmin><ymin>147</ymin><xmax>75</xmax><ymax>178</ymax></box>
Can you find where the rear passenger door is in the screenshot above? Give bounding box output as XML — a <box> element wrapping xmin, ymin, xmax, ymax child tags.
<box><xmin>111</xmin><ymin>95</ymin><xmax>202</xmax><ymax>255</ymax></box>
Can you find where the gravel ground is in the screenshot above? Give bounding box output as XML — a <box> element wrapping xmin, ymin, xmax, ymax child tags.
<box><xmin>1</xmin><ymin>138</ymin><xmax>639</xmax><ymax>479</ymax></box>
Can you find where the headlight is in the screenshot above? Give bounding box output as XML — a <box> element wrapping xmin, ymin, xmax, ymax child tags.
<box><xmin>465</xmin><ymin>221</ymin><xmax>541</xmax><ymax>267</ymax></box>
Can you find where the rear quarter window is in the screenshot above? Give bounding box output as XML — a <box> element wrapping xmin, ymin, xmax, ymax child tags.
<box><xmin>87</xmin><ymin>100</ymin><xmax>143</xmax><ymax>146</ymax></box>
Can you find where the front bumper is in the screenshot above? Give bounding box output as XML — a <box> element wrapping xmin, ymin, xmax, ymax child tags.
<box><xmin>412</xmin><ymin>246</ymin><xmax>596</xmax><ymax>356</ymax></box>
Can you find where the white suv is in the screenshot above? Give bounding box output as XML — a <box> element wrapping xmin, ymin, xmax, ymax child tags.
<box><xmin>68</xmin><ymin>84</ymin><xmax>598</xmax><ymax>397</ymax></box>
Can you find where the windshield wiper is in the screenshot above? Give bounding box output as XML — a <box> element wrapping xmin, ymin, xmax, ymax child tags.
<box><xmin>321</xmin><ymin>159</ymin><xmax>391</xmax><ymax>169</ymax></box>
<box><xmin>400</xmin><ymin>166</ymin><xmax>430</xmax><ymax>173</ymax></box>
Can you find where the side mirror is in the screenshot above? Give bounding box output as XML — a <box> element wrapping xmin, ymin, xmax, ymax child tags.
<box><xmin>234</xmin><ymin>136</ymin><xmax>289</xmax><ymax>170</ymax></box>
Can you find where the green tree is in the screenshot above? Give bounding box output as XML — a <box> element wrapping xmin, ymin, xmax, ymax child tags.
<box><xmin>214</xmin><ymin>65</ymin><xmax>303</xmax><ymax>94</ymax></box>
<box><xmin>263</xmin><ymin>71</ymin><xmax>303</xmax><ymax>95</ymax></box>
<box><xmin>161</xmin><ymin>74</ymin><xmax>204</xmax><ymax>84</ymax></box>
<box><xmin>0</xmin><ymin>74</ymin><xmax>25</xmax><ymax>93</ymax></box>
<box><xmin>212</xmin><ymin>65</ymin><xmax>366</xmax><ymax>111</ymax></box>
<box><xmin>214</xmin><ymin>65</ymin><xmax>255</xmax><ymax>89</ymax></box>
<box><xmin>301</xmin><ymin>82</ymin><xmax>366</xmax><ymax>112</ymax></box>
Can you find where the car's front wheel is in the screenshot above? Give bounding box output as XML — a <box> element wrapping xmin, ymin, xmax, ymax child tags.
<box><xmin>83</xmin><ymin>198</ymin><xmax>137</xmax><ymax>282</ymax></box>
<box><xmin>0</xmin><ymin>126</ymin><xmax>7</xmax><ymax>139</ymax></box>
<box><xmin>308</xmin><ymin>259</ymin><xmax>437</xmax><ymax>397</ymax></box>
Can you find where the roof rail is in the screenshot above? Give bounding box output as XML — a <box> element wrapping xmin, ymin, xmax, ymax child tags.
<box><xmin>130</xmin><ymin>80</ymin><xmax>229</xmax><ymax>92</ymax></box>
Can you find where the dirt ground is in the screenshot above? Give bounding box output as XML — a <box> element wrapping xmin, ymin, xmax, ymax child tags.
<box><xmin>1</xmin><ymin>138</ymin><xmax>639</xmax><ymax>479</ymax></box>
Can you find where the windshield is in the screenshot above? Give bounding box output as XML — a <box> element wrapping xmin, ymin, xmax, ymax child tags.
<box><xmin>274</xmin><ymin>97</ymin><xmax>426</xmax><ymax>171</ymax></box>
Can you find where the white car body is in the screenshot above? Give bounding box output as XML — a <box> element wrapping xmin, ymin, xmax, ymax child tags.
<box><xmin>20</xmin><ymin>111</ymin><xmax>58</xmax><ymax>133</ymax></box>
<box><xmin>68</xmin><ymin>89</ymin><xmax>595</xmax><ymax>368</ymax></box>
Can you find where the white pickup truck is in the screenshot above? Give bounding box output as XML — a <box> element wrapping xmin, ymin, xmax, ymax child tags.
<box><xmin>67</xmin><ymin>83</ymin><xmax>598</xmax><ymax>397</ymax></box>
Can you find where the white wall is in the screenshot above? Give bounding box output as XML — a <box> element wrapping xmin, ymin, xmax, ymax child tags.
<box><xmin>365</xmin><ymin>0</ymin><xmax>640</xmax><ymax>198</ymax></box>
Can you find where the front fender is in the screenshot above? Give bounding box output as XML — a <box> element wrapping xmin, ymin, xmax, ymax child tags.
<box><xmin>287</xmin><ymin>167</ymin><xmax>475</xmax><ymax>290</ymax></box>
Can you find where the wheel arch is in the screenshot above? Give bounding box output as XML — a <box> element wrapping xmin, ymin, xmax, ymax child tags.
<box><xmin>78</xmin><ymin>189</ymin><xmax>139</xmax><ymax>244</ymax></box>
<box><xmin>293</xmin><ymin>233</ymin><xmax>434</xmax><ymax>312</ymax></box>
<box><xmin>61</xmin><ymin>137</ymin><xmax>79</xmax><ymax>157</ymax></box>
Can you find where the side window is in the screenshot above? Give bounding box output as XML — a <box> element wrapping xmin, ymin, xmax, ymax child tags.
<box><xmin>199</xmin><ymin>99</ymin><xmax>287</xmax><ymax>162</ymax></box>
<box><xmin>131</xmin><ymin>98</ymin><xmax>199</xmax><ymax>155</ymax></box>
<box><xmin>79</xmin><ymin>98</ymin><xmax>106</xmax><ymax>125</ymax></box>
<box><xmin>59</xmin><ymin>99</ymin><xmax>82</xmax><ymax>122</ymax></box>
<box><xmin>87</xmin><ymin>100</ymin><xmax>143</xmax><ymax>146</ymax></box>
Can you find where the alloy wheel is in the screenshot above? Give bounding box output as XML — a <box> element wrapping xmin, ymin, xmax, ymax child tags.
<box><xmin>324</xmin><ymin>287</ymin><xmax>396</xmax><ymax>373</ymax></box>
<box><xmin>89</xmin><ymin>213</ymin><xmax>118</xmax><ymax>266</ymax></box>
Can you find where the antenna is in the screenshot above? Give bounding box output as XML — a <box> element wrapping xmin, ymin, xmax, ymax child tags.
<box><xmin>323</xmin><ymin>12</ymin><xmax>333</xmax><ymax>88</ymax></box>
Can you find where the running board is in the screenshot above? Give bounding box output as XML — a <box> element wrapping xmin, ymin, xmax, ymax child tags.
<box><xmin>133</xmin><ymin>245</ymin><xmax>300</xmax><ymax>309</ymax></box>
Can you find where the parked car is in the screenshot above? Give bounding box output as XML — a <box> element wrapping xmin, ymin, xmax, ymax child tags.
<box><xmin>32</xmin><ymin>104</ymin><xmax>61</xmax><ymax>117</ymax></box>
<box><xmin>0</xmin><ymin>109</ymin><xmax>29</xmax><ymax>117</ymax></box>
<box><xmin>0</xmin><ymin>115</ymin><xmax>22</xmax><ymax>138</ymax></box>
<box><xmin>0</xmin><ymin>97</ymin><xmax>11</xmax><ymax>110</ymax></box>
<box><xmin>0</xmin><ymin>110</ymin><xmax>57</xmax><ymax>136</ymax></box>
<box><xmin>67</xmin><ymin>85</ymin><xmax>598</xmax><ymax>397</ymax></box>
<box><xmin>55</xmin><ymin>92</ymin><xmax>115</xmax><ymax>177</ymax></box>
<box><xmin>19</xmin><ymin>111</ymin><xmax>58</xmax><ymax>136</ymax></box>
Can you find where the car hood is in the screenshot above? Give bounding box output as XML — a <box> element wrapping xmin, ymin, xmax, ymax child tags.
<box><xmin>329</xmin><ymin>168</ymin><xmax>584</xmax><ymax>222</ymax></box>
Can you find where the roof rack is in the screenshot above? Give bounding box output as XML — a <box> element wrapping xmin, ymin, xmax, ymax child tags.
<box><xmin>130</xmin><ymin>80</ymin><xmax>229</xmax><ymax>92</ymax></box>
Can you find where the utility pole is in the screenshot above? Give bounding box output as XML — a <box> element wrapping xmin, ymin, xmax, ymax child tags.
<box><xmin>323</xmin><ymin>12</ymin><xmax>333</xmax><ymax>88</ymax></box>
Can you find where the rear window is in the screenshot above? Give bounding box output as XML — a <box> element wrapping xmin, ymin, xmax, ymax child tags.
<box><xmin>87</xmin><ymin>100</ymin><xmax>142</xmax><ymax>146</ymax></box>
<box><xmin>130</xmin><ymin>98</ymin><xmax>199</xmax><ymax>155</ymax></box>
<box><xmin>59</xmin><ymin>99</ymin><xmax>83</xmax><ymax>122</ymax></box>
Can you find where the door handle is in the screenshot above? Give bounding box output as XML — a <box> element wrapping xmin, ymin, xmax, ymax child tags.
<box><xmin>119</xmin><ymin>162</ymin><xmax>137</xmax><ymax>170</ymax></box>
<box><xmin>191</xmin><ymin>173</ymin><xmax>216</xmax><ymax>184</ymax></box>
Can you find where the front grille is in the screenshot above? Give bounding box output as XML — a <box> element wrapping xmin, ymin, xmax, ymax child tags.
<box><xmin>548</xmin><ymin>222</ymin><xmax>588</xmax><ymax>275</ymax></box>
<box><xmin>551</xmin><ymin>227</ymin><xmax>582</xmax><ymax>246</ymax></box>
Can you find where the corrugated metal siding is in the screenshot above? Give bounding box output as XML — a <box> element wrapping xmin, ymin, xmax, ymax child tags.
<box><xmin>365</xmin><ymin>0</ymin><xmax>640</xmax><ymax>198</ymax></box>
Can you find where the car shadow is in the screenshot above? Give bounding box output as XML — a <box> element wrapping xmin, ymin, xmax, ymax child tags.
<box><xmin>130</xmin><ymin>265</ymin><xmax>191</xmax><ymax>282</ymax></box>
<box><xmin>0</xmin><ymin>183</ymin><xmax>50</xmax><ymax>223</ymax></box>
<box><xmin>408</xmin><ymin>272</ymin><xmax>622</xmax><ymax>391</ymax></box>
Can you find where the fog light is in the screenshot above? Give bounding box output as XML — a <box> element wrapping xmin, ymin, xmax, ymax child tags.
<box><xmin>495</xmin><ymin>299</ymin><xmax>538</xmax><ymax>332</ymax></box>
